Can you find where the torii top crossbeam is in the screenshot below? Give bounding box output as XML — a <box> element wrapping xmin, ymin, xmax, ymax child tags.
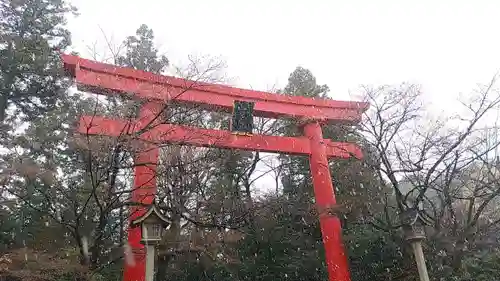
<box><xmin>62</xmin><ymin>54</ymin><xmax>368</xmax><ymax>125</ymax></box>
<box><xmin>61</xmin><ymin>54</ymin><xmax>369</xmax><ymax>281</ymax></box>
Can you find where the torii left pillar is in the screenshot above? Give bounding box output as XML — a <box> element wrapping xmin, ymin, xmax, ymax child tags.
<box><xmin>124</xmin><ymin>102</ymin><xmax>162</xmax><ymax>281</ymax></box>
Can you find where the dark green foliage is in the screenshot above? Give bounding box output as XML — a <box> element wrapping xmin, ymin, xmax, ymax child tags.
<box><xmin>235</xmin><ymin>197</ymin><xmax>328</xmax><ymax>281</ymax></box>
<box><xmin>0</xmin><ymin>0</ymin><xmax>76</xmax><ymax>122</ymax></box>
<box><xmin>0</xmin><ymin>202</ymin><xmax>17</xmax><ymax>252</ymax></box>
<box><xmin>0</xmin><ymin>0</ymin><xmax>77</xmax><ymax>260</ymax></box>
<box><xmin>283</xmin><ymin>66</ymin><xmax>329</xmax><ymax>98</ymax></box>
<box><xmin>116</xmin><ymin>24</ymin><xmax>169</xmax><ymax>73</ymax></box>
<box><xmin>459</xmin><ymin>251</ymin><xmax>500</xmax><ymax>281</ymax></box>
<box><xmin>344</xmin><ymin>225</ymin><xmax>412</xmax><ymax>281</ymax></box>
<box><xmin>278</xmin><ymin>67</ymin><xmax>329</xmax><ymax>197</ymax></box>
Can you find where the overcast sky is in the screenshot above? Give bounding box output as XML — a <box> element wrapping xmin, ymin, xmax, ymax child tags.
<box><xmin>66</xmin><ymin>0</ymin><xmax>500</xmax><ymax>193</ymax></box>
<box><xmin>68</xmin><ymin>0</ymin><xmax>500</xmax><ymax>113</ymax></box>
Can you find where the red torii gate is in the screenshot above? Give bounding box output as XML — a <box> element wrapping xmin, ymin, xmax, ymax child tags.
<box><xmin>61</xmin><ymin>54</ymin><xmax>369</xmax><ymax>281</ymax></box>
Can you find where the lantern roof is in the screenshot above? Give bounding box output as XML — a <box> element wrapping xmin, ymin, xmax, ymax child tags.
<box><xmin>399</xmin><ymin>208</ymin><xmax>423</xmax><ymax>226</ymax></box>
<box><xmin>131</xmin><ymin>204</ymin><xmax>170</xmax><ymax>227</ymax></box>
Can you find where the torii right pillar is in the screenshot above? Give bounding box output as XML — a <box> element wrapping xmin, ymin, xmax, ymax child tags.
<box><xmin>303</xmin><ymin>121</ymin><xmax>351</xmax><ymax>281</ymax></box>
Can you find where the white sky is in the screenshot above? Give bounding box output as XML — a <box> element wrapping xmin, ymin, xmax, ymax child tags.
<box><xmin>68</xmin><ymin>0</ymin><xmax>500</xmax><ymax>112</ymax></box>
<box><xmin>66</xmin><ymin>0</ymin><xmax>500</xmax><ymax>193</ymax></box>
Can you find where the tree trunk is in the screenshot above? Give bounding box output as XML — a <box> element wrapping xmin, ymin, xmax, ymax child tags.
<box><xmin>450</xmin><ymin>240</ymin><xmax>465</xmax><ymax>272</ymax></box>
<box><xmin>0</xmin><ymin>94</ymin><xmax>7</xmax><ymax>122</ymax></box>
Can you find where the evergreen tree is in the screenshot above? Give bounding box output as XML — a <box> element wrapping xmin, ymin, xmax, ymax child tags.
<box><xmin>278</xmin><ymin>67</ymin><xmax>330</xmax><ymax>197</ymax></box>
<box><xmin>117</xmin><ymin>24</ymin><xmax>169</xmax><ymax>73</ymax></box>
<box><xmin>278</xmin><ymin>66</ymin><xmax>380</xmax><ymax>219</ymax></box>
<box><xmin>0</xmin><ymin>0</ymin><xmax>76</xmax><ymax>122</ymax></box>
<box><xmin>0</xmin><ymin>0</ymin><xmax>77</xmax><ymax>270</ymax></box>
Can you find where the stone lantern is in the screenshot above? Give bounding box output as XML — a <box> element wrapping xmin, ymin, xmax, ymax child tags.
<box><xmin>131</xmin><ymin>204</ymin><xmax>170</xmax><ymax>281</ymax></box>
<box><xmin>399</xmin><ymin>208</ymin><xmax>430</xmax><ymax>281</ymax></box>
<box><xmin>400</xmin><ymin>208</ymin><xmax>426</xmax><ymax>242</ymax></box>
